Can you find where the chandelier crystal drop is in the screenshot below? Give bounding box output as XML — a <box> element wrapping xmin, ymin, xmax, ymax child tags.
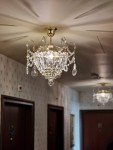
<box><xmin>26</xmin><ymin>27</ymin><xmax>77</xmax><ymax>86</ymax></box>
<box><xmin>93</xmin><ymin>84</ymin><xmax>113</xmax><ymax>105</ymax></box>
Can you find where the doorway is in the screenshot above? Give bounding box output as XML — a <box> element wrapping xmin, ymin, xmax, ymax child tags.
<box><xmin>48</xmin><ymin>105</ymin><xmax>64</xmax><ymax>150</ymax></box>
<box><xmin>81</xmin><ymin>110</ymin><xmax>113</xmax><ymax>150</ymax></box>
<box><xmin>1</xmin><ymin>95</ymin><xmax>34</xmax><ymax>150</ymax></box>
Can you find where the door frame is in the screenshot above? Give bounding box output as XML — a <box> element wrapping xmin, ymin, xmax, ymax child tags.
<box><xmin>47</xmin><ymin>104</ymin><xmax>64</xmax><ymax>150</ymax></box>
<box><xmin>80</xmin><ymin>110</ymin><xmax>113</xmax><ymax>150</ymax></box>
<box><xmin>1</xmin><ymin>95</ymin><xmax>35</xmax><ymax>150</ymax></box>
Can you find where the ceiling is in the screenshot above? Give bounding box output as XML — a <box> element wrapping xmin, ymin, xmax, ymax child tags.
<box><xmin>0</xmin><ymin>0</ymin><xmax>113</xmax><ymax>90</ymax></box>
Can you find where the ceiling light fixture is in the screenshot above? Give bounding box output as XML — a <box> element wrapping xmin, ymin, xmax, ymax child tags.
<box><xmin>93</xmin><ymin>83</ymin><xmax>113</xmax><ymax>105</ymax></box>
<box><xmin>26</xmin><ymin>27</ymin><xmax>77</xmax><ymax>86</ymax></box>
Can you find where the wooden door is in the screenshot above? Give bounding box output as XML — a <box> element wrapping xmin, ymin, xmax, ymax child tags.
<box><xmin>48</xmin><ymin>105</ymin><xmax>64</xmax><ymax>150</ymax></box>
<box><xmin>1</xmin><ymin>95</ymin><xmax>34</xmax><ymax>150</ymax></box>
<box><xmin>81</xmin><ymin>110</ymin><xmax>113</xmax><ymax>150</ymax></box>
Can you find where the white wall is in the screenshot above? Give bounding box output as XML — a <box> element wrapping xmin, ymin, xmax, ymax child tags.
<box><xmin>0</xmin><ymin>54</ymin><xmax>80</xmax><ymax>150</ymax></box>
<box><xmin>70</xmin><ymin>90</ymin><xmax>80</xmax><ymax>150</ymax></box>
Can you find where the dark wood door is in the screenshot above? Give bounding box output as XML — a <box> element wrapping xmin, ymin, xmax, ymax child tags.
<box><xmin>1</xmin><ymin>95</ymin><xmax>34</xmax><ymax>150</ymax></box>
<box><xmin>81</xmin><ymin>110</ymin><xmax>113</xmax><ymax>150</ymax></box>
<box><xmin>48</xmin><ymin>105</ymin><xmax>64</xmax><ymax>150</ymax></box>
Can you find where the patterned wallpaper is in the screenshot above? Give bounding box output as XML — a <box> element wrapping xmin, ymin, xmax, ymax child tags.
<box><xmin>0</xmin><ymin>54</ymin><xmax>80</xmax><ymax>150</ymax></box>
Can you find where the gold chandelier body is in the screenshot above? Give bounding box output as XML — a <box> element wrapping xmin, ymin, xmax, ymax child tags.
<box><xmin>93</xmin><ymin>84</ymin><xmax>113</xmax><ymax>105</ymax></box>
<box><xmin>26</xmin><ymin>27</ymin><xmax>77</xmax><ymax>86</ymax></box>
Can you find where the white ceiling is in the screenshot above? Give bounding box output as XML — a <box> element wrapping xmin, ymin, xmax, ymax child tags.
<box><xmin>0</xmin><ymin>0</ymin><xmax>113</xmax><ymax>90</ymax></box>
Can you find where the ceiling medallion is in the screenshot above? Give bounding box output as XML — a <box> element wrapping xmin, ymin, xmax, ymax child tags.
<box><xmin>26</xmin><ymin>27</ymin><xmax>77</xmax><ymax>86</ymax></box>
<box><xmin>93</xmin><ymin>83</ymin><xmax>113</xmax><ymax>105</ymax></box>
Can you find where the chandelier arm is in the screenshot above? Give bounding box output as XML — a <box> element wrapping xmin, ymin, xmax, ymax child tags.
<box><xmin>69</xmin><ymin>52</ymin><xmax>75</xmax><ymax>57</ymax></box>
<box><xmin>26</xmin><ymin>50</ymin><xmax>34</xmax><ymax>74</ymax></box>
<box><xmin>66</xmin><ymin>47</ymin><xmax>75</xmax><ymax>56</ymax></box>
<box><xmin>41</xmin><ymin>36</ymin><xmax>47</xmax><ymax>46</ymax></box>
<box><xmin>26</xmin><ymin>40</ymin><xmax>36</xmax><ymax>52</ymax></box>
<box><xmin>55</xmin><ymin>46</ymin><xmax>63</xmax><ymax>52</ymax></box>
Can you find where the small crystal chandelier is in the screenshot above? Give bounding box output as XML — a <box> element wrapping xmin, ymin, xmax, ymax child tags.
<box><xmin>93</xmin><ymin>83</ymin><xmax>113</xmax><ymax>105</ymax></box>
<box><xmin>26</xmin><ymin>27</ymin><xmax>77</xmax><ymax>86</ymax></box>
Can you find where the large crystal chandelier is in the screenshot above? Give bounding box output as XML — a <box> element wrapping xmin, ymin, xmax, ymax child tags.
<box><xmin>93</xmin><ymin>83</ymin><xmax>113</xmax><ymax>105</ymax></box>
<box><xmin>26</xmin><ymin>27</ymin><xmax>77</xmax><ymax>86</ymax></box>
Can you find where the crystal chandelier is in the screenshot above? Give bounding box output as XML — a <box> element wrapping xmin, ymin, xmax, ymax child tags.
<box><xmin>93</xmin><ymin>83</ymin><xmax>113</xmax><ymax>105</ymax></box>
<box><xmin>26</xmin><ymin>27</ymin><xmax>77</xmax><ymax>86</ymax></box>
